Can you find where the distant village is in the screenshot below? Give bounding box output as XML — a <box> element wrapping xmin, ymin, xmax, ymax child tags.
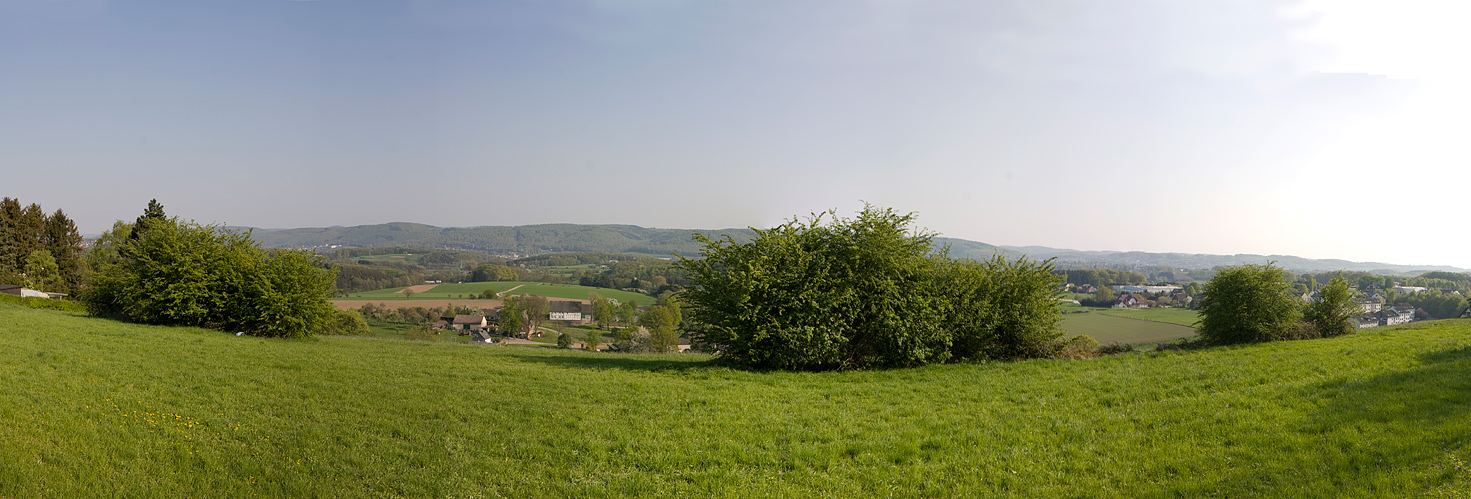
<box><xmin>1066</xmin><ymin>282</ymin><xmax>1470</xmax><ymax>328</ymax></box>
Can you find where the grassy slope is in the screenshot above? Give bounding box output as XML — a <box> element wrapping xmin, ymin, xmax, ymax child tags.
<box><xmin>4</xmin><ymin>304</ymin><xmax>1470</xmax><ymax>497</ymax></box>
<box><xmin>1062</xmin><ymin>312</ymin><xmax>1198</xmax><ymax>344</ymax></box>
<box><xmin>1097</xmin><ymin>307</ymin><xmax>1202</xmax><ymax>327</ymax></box>
<box><xmin>342</xmin><ymin>282</ymin><xmax>654</xmax><ymax>305</ymax></box>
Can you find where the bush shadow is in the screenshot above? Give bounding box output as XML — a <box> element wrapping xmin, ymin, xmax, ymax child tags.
<box><xmin>1198</xmin><ymin>345</ymin><xmax>1471</xmax><ymax>495</ymax></box>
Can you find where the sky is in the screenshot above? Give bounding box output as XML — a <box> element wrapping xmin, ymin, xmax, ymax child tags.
<box><xmin>3</xmin><ymin>0</ymin><xmax>1468</xmax><ymax>268</ymax></box>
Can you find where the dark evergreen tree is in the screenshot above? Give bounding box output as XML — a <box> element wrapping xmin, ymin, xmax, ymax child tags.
<box><xmin>13</xmin><ymin>203</ymin><xmax>46</xmax><ymax>272</ymax></box>
<box><xmin>128</xmin><ymin>199</ymin><xmax>166</xmax><ymax>242</ymax></box>
<box><xmin>43</xmin><ymin>209</ymin><xmax>84</xmax><ymax>293</ymax></box>
<box><xmin>0</xmin><ymin>197</ymin><xmax>16</xmax><ymax>279</ymax></box>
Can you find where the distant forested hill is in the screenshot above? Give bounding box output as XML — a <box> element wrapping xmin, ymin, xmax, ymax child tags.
<box><xmin>239</xmin><ymin>223</ymin><xmax>1469</xmax><ymax>275</ymax></box>
<box><xmin>993</xmin><ymin>246</ymin><xmax>1471</xmax><ymax>275</ymax></box>
<box><xmin>240</xmin><ymin>223</ymin><xmax>758</xmax><ymax>257</ymax></box>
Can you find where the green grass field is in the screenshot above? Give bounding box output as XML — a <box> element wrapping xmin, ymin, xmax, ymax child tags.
<box><xmin>348</xmin><ymin>253</ymin><xmax>422</xmax><ymax>265</ymax></box>
<box><xmin>342</xmin><ymin>282</ymin><xmax>655</xmax><ymax>305</ymax></box>
<box><xmin>1097</xmin><ymin>307</ymin><xmax>1201</xmax><ymax>327</ymax></box>
<box><xmin>4</xmin><ymin>302</ymin><xmax>1470</xmax><ymax>497</ymax></box>
<box><xmin>1062</xmin><ymin>311</ymin><xmax>1198</xmax><ymax>345</ymax></box>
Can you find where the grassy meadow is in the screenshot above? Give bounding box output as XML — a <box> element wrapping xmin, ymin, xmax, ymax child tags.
<box><xmin>341</xmin><ymin>282</ymin><xmax>654</xmax><ymax>305</ymax></box>
<box><xmin>4</xmin><ymin>303</ymin><xmax>1471</xmax><ymax>497</ymax></box>
<box><xmin>1097</xmin><ymin>307</ymin><xmax>1202</xmax><ymax>327</ymax></box>
<box><xmin>350</xmin><ymin>253</ymin><xmax>424</xmax><ymax>265</ymax></box>
<box><xmin>1062</xmin><ymin>311</ymin><xmax>1198</xmax><ymax>345</ymax></box>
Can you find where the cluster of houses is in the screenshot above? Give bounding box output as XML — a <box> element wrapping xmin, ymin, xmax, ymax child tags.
<box><xmin>430</xmin><ymin>300</ymin><xmax>597</xmax><ymax>342</ymax></box>
<box><xmin>1297</xmin><ymin>290</ymin><xmax>1428</xmax><ymax>328</ymax></box>
<box><xmin>1353</xmin><ymin>296</ymin><xmax>1420</xmax><ymax>328</ymax></box>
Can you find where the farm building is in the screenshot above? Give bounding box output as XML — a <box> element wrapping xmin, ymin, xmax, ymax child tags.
<box><xmin>452</xmin><ymin>315</ymin><xmax>487</xmax><ymax>331</ymax></box>
<box><xmin>549</xmin><ymin>301</ymin><xmax>593</xmax><ymax>324</ymax></box>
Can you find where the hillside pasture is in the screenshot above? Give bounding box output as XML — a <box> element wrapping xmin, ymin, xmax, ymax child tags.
<box><xmin>341</xmin><ymin>282</ymin><xmax>654</xmax><ymax>305</ymax></box>
<box><xmin>1062</xmin><ymin>311</ymin><xmax>1197</xmax><ymax>344</ymax></box>
<box><xmin>330</xmin><ymin>298</ymin><xmax>503</xmax><ymax>312</ymax></box>
<box><xmin>5</xmin><ymin>303</ymin><xmax>1470</xmax><ymax>497</ymax></box>
<box><xmin>1097</xmin><ymin>307</ymin><xmax>1201</xmax><ymax>327</ymax></box>
<box><xmin>349</xmin><ymin>253</ymin><xmax>422</xmax><ymax>265</ymax></box>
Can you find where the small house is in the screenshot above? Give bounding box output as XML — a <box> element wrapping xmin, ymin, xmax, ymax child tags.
<box><xmin>1113</xmin><ymin>294</ymin><xmax>1143</xmax><ymax>309</ymax></box>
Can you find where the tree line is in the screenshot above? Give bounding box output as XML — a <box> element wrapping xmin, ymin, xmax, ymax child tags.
<box><xmin>0</xmin><ymin>197</ymin><xmax>85</xmax><ymax>294</ymax></box>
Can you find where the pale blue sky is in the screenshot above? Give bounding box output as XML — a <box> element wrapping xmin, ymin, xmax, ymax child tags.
<box><xmin>3</xmin><ymin>0</ymin><xmax>1467</xmax><ymax>268</ymax></box>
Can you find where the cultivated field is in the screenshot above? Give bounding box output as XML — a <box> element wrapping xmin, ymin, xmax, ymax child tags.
<box><xmin>3</xmin><ymin>303</ymin><xmax>1469</xmax><ymax>496</ymax></box>
<box><xmin>1097</xmin><ymin>307</ymin><xmax>1201</xmax><ymax>327</ymax></box>
<box><xmin>340</xmin><ymin>282</ymin><xmax>655</xmax><ymax>306</ymax></box>
<box><xmin>349</xmin><ymin>253</ymin><xmax>422</xmax><ymax>265</ymax></box>
<box><xmin>330</xmin><ymin>298</ymin><xmax>504</xmax><ymax>312</ymax></box>
<box><xmin>1062</xmin><ymin>311</ymin><xmax>1197</xmax><ymax>345</ymax></box>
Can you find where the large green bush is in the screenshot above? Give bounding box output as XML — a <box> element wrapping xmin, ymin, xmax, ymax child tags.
<box><xmin>85</xmin><ymin>217</ymin><xmax>337</xmax><ymax>338</ymax></box>
<box><xmin>940</xmin><ymin>255</ymin><xmax>1066</xmax><ymax>361</ymax></box>
<box><xmin>679</xmin><ymin>205</ymin><xmax>1063</xmax><ymax>371</ymax></box>
<box><xmin>1195</xmin><ymin>263</ymin><xmax>1302</xmax><ymax>344</ymax></box>
<box><xmin>1302</xmin><ymin>276</ymin><xmax>1359</xmax><ymax>338</ymax></box>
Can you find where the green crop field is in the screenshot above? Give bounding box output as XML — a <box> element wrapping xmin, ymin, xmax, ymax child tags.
<box><xmin>4</xmin><ymin>302</ymin><xmax>1470</xmax><ymax>497</ymax></box>
<box><xmin>1062</xmin><ymin>311</ymin><xmax>1197</xmax><ymax>344</ymax></box>
<box><xmin>349</xmin><ymin>253</ymin><xmax>422</xmax><ymax>264</ymax></box>
<box><xmin>341</xmin><ymin>282</ymin><xmax>655</xmax><ymax>305</ymax></box>
<box><xmin>1097</xmin><ymin>307</ymin><xmax>1201</xmax><ymax>327</ymax></box>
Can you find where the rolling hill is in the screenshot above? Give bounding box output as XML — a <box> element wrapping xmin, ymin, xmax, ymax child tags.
<box><xmin>237</xmin><ymin>222</ymin><xmax>1469</xmax><ymax>275</ymax></box>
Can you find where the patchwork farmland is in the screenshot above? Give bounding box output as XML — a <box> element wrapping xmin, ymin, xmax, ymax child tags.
<box><xmin>337</xmin><ymin>281</ymin><xmax>656</xmax><ymax>306</ymax></box>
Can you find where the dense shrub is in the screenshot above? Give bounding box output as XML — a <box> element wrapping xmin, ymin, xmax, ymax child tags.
<box><xmin>1302</xmin><ymin>276</ymin><xmax>1358</xmax><ymax>338</ymax></box>
<box><xmin>0</xmin><ymin>294</ymin><xmax>88</xmax><ymax>312</ymax></box>
<box><xmin>1056</xmin><ymin>335</ymin><xmax>1101</xmax><ymax>359</ymax></box>
<box><xmin>679</xmin><ymin>205</ymin><xmax>1064</xmax><ymax>371</ymax></box>
<box><xmin>942</xmin><ymin>255</ymin><xmax>1066</xmax><ymax>361</ymax></box>
<box><xmin>1196</xmin><ymin>263</ymin><xmax>1302</xmax><ymax>345</ymax></box>
<box><xmin>85</xmin><ymin>217</ymin><xmax>337</xmax><ymax>338</ymax></box>
<box><xmin>321</xmin><ymin>309</ymin><xmax>370</xmax><ymax>336</ymax></box>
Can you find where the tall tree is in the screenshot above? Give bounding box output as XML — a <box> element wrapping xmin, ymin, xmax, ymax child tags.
<box><xmin>639</xmin><ymin>305</ymin><xmax>678</xmax><ymax>353</ymax></box>
<box><xmin>1303</xmin><ymin>276</ymin><xmax>1359</xmax><ymax>337</ymax></box>
<box><xmin>616</xmin><ymin>300</ymin><xmax>638</xmax><ymax>328</ymax></box>
<box><xmin>43</xmin><ymin>209</ymin><xmax>84</xmax><ymax>293</ymax></box>
<box><xmin>520</xmin><ymin>295</ymin><xmax>550</xmax><ymax>335</ymax></box>
<box><xmin>128</xmin><ymin>199</ymin><xmax>166</xmax><ymax>242</ymax></box>
<box><xmin>13</xmin><ymin>203</ymin><xmax>46</xmax><ymax>272</ymax></box>
<box><xmin>0</xmin><ymin>197</ymin><xmax>16</xmax><ymax>279</ymax></box>
<box><xmin>23</xmin><ymin>250</ymin><xmax>59</xmax><ymax>290</ymax></box>
<box><xmin>499</xmin><ymin>296</ymin><xmax>524</xmax><ymax>336</ymax></box>
<box><xmin>584</xmin><ymin>328</ymin><xmax>603</xmax><ymax>351</ymax></box>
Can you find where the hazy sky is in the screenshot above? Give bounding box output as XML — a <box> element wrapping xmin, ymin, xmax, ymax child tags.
<box><xmin>3</xmin><ymin>0</ymin><xmax>1468</xmax><ymax>268</ymax></box>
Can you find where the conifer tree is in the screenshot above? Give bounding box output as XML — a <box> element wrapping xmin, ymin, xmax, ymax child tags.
<box><xmin>128</xmin><ymin>199</ymin><xmax>166</xmax><ymax>241</ymax></box>
<box><xmin>13</xmin><ymin>203</ymin><xmax>46</xmax><ymax>271</ymax></box>
<box><xmin>43</xmin><ymin>209</ymin><xmax>83</xmax><ymax>293</ymax></box>
<box><xmin>0</xmin><ymin>197</ymin><xmax>15</xmax><ymax>278</ymax></box>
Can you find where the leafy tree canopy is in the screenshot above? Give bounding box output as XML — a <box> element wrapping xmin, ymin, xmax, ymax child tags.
<box><xmin>679</xmin><ymin>205</ymin><xmax>1064</xmax><ymax>371</ymax></box>
<box><xmin>1196</xmin><ymin>263</ymin><xmax>1303</xmax><ymax>344</ymax></box>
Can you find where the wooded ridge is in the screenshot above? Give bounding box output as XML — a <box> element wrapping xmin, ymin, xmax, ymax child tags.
<box><xmin>234</xmin><ymin>222</ymin><xmax>1470</xmax><ymax>275</ymax></box>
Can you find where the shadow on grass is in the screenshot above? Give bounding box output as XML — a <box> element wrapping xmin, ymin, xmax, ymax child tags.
<box><xmin>1200</xmin><ymin>345</ymin><xmax>1471</xmax><ymax>495</ymax></box>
